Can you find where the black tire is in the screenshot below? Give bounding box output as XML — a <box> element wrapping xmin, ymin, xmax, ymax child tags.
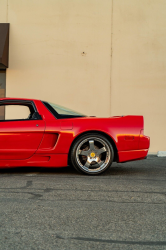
<box><xmin>70</xmin><ymin>133</ymin><xmax>114</xmax><ymax>175</ymax></box>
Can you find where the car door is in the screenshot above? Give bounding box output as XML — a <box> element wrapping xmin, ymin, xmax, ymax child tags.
<box><xmin>0</xmin><ymin>101</ymin><xmax>45</xmax><ymax>160</ymax></box>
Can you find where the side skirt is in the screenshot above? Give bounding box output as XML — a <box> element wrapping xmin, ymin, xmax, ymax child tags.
<box><xmin>0</xmin><ymin>154</ymin><xmax>68</xmax><ymax>168</ymax></box>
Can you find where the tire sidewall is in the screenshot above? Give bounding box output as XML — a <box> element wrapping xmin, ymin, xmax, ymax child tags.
<box><xmin>70</xmin><ymin>133</ymin><xmax>114</xmax><ymax>175</ymax></box>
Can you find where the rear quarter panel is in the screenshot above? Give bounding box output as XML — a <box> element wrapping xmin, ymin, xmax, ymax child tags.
<box><xmin>35</xmin><ymin>100</ymin><xmax>146</xmax><ymax>156</ymax></box>
<box><xmin>71</xmin><ymin>115</ymin><xmax>144</xmax><ymax>152</ymax></box>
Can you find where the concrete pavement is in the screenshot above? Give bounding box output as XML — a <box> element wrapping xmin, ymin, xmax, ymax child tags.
<box><xmin>0</xmin><ymin>155</ymin><xmax>166</xmax><ymax>250</ymax></box>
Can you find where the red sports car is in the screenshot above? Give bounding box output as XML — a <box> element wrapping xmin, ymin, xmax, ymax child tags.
<box><xmin>0</xmin><ymin>98</ymin><xmax>150</xmax><ymax>175</ymax></box>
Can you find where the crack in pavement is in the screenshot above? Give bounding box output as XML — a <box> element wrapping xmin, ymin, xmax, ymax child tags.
<box><xmin>56</xmin><ymin>235</ymin><xmax>166</xmax><ymax>246</ymax></box>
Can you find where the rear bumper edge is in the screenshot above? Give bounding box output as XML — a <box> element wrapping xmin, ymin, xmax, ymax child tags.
<box><xmin>118</xmin><ymin>149</ymin><xmax>148</xmax><ymax>163</ymax></box>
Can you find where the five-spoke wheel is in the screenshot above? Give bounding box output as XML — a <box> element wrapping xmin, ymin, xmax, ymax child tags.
<box><xmin>70</xmin><ymin>133</ymin><xmax>114</xmax><ymax>175</ymax></box>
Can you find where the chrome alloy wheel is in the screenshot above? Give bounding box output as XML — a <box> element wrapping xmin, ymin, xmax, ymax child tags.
<box><xmin>75</xmin><ymin>137</ymin><xmax>111</xmax><ymax>174</ymax></box>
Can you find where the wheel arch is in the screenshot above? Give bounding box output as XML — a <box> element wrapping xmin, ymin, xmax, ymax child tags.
<box><xmin>68</xmin><ymin>130</ymin><xmax>118</xmax><ymax>165</ymax></box>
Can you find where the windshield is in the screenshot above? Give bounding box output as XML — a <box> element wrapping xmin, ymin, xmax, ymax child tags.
<box><xmin>42</xmin><ymin>101</ymin><xmax>86</xmax><ymax>119</ymax></box>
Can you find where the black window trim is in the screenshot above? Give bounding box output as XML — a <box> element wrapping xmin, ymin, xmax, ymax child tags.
<box><xmin>0</xmin><ymin>99</ymin><xmax>42</xmax><ymax>122</ymax></box>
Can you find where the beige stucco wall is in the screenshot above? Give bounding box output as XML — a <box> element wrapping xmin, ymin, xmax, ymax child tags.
<box><xmin>0</xmin><ymin>0</ymin><xmax>166</xmax><ymax>152</ymax></box>
<box><xmin>2</xmin><ymin>0</ymin><xmax>113</xmax><ymax>118</ymax></box>
<box><xmin>110</xmin><ymin>0</ymin><xmax>166</xmax><ymax>152</ymax></box>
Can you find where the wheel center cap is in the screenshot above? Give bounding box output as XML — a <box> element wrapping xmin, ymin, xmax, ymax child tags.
<box><xmin>90</xmin><ymin>152</ymin><xmax>96</xmax><ymax>158</ymax></box>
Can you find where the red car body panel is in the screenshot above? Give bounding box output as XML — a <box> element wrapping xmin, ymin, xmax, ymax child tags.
<box><xmin>0</xmin><ymin>98</ymin><xmax>150</xmax><ymax>168</ymax></box>
<box><xmin>0</xmin><ymin>119</ymin><xmax>45</xmax><ymax>160</ymax></box>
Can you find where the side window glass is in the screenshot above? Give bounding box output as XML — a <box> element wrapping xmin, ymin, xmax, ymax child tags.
<box><xmin>5</xmin><ymin>105</ymin><xmax>31</xmax><ymax>120</ymax></box>
<box><xmin>0</xmin><ymin>105</ymin><xmax>31</xmax><ymax>121</ymax></box>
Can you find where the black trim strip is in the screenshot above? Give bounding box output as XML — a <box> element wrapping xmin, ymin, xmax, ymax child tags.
<box><xmin>0</xmin><ymin>100</ymin><xmax>37</xmax><ymax>112</ymax></box>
